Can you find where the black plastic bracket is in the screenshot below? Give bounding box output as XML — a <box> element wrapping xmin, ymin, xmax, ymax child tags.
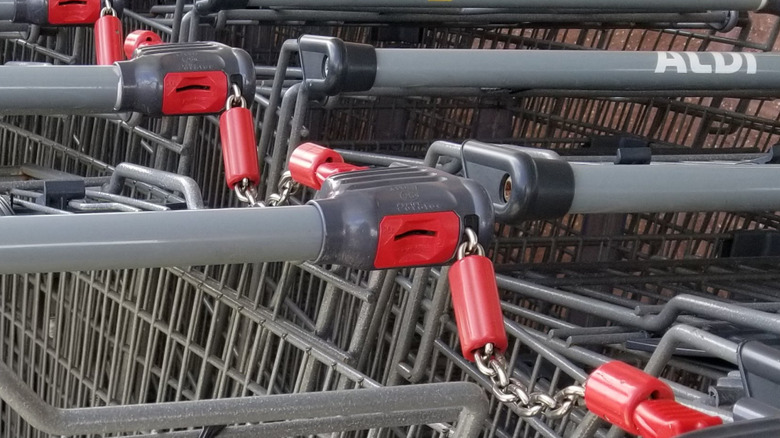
<box><xmin>460</xmin><ymin>141</ymin><xmax>575</xmax><ymax>223</ymax></box>
<box><xmin>36</xmin><ymin>179</ymin><xmax>85</xmax><ymax>210</ymax></box>
<box><xmin>310</xmin><ymin>165</ymin><xmax>494</xmax><ymax>270</ymax></box>
<box><xmin>298</xmin><ymin>35</ymin><xmax>377</xmax><ymax>96</ymax></box>
<box><xmin>116</xmin><ymin>42</ymin><xmax>255</xmax><ymax>116</ymax></box>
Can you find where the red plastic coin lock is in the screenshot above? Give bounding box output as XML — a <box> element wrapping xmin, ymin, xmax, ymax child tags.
<box><xmin>49</xmin><ymin>0</ymin><xmax>101</xmax><ymax>24</ymax></box>
<box><xmin>585</xmin><ymin>361</ymin><xmax>721</xmax><ymax>437</ymax></box>
<box><xmin>162</xmin><ymin>71</ymin><xmax>228</xmax><ymax>115</ymax></box>
<box><xmin>448</xmin><ymin>254</ymin><xmax>509</xmax><ymax>361</ymax></box>
<box><xmin>585</xmin><ymin>361</ymin><xmax>675</xmax><ymax>434</ymax></box>
<box><xmin>94</xmin><ymin>13</ymin><xmax>124</xmax><ymax>65</ymax></box>
<box><xmin>374</xmin><ymin>211</ymin><xmax>461</xmax><ymax>269</ymax></box>
<box><xmin>289</xmin><ymin>143</ymin><xmax>366</xmax><ymax>190</ymax></box>
<box><xmin>124</xmin><ymin>30</ymin><xmax>163</xmax><ymax>59</ymax></box>
<box><xmin>219</xmin><ymin>106</ymin><xmax>260</xmax><ymax>190</ymax></box>
<box><xmin>633</xmin><ymin>399</ymin><xmax>722</xmax><ymax>438</ymax></box>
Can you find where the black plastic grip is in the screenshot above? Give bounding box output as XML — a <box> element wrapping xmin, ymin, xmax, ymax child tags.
<box><xmin>461</xmin><ymin>141</ymin><xmax>575</xmax><ymax>223</ymax></box>
<box><xmin>116</xmin><ymin>42</ymin><xmax>255</xmax><ymax>116</ymax></box>
<box><xmin>309</xmin><ymin>165</ymin><xmax>493</xmax><ymax>270</ymax></box>
<box><xmin>298</xmin><ymin>35</ymin><xmax>377</xmax><ymax>96</ymax></box>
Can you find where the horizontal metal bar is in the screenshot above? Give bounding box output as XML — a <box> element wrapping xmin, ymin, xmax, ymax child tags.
<box><xmin>0</xmin><ymin>358</ymin><xmax>487</xmax><ymax>437</ymax></box>
<box><xmin>569</xmin><ymin>162</ymin><xmax>780</xmax><ymax>213</ymax></box>
<box><xmin>373</xmin><ymin>50</ymin><xmax>780</xmax><ymax>93</ymax></box>
<box><xmin>498</xmin><ymin>276</ymin><xmax>780</xmax><ymax>335</ymax></box>
<box><xmin>0</xmin><ymin>1</ymin><xmax>13</xmax><ymax>21</ymax></box>
<box><xmin>246</xmin><ymin>0</ymin><xmax>765</xmax><ymax>12</ymax></box>
<box><xmin>223</xmin><ymin>9</ymin><xmax>734</xmax><ymax>27</ymax></box>
<box><xmin>0</xmin><ymin>206</ymin><xmax>324</xmax><ymax>274</ymax></box>
<box><xmin>0</xmin><ymin>65</ymin><xmax>121</xmax><ymax>114</ymax></box>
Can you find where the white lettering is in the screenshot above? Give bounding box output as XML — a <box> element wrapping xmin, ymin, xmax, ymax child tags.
<box><xmin>655</xmin><ymin>52</ymin><xmax>687</xmax><ymax>73</ymax></box>
<box><xmin>712</xmin><ymin>53</ymin><xmax>742</xmax><ymax>74</ymax></box>
<box><xmin>745</xmin><ymin>53</ymin><xmax>757</xmax><ymax>74</ymax></box>
<box><xmin>655</xmin><ymin>52</ymin><xmax>758</xmax><ymax>75</ymax></box>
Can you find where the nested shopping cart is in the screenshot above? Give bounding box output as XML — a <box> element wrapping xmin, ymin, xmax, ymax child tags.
<box><xmin>1</xmin><ymin>1</ymin><xmax>780</xmax><ymax>438</ymax></box>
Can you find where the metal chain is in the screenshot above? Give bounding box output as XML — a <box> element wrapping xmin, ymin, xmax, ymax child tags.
<box><xmin>234</xmin><ymin>178</ymin><xmax>263</xmax><ymax>207</ymax></box>
<box><xmin>266</xmin><ymin>171</ymin><xmax>299</xmax><ymax>206</ymax></box>
<box><xmin>474</xmin><ymin>343</ymin><xmax>585</xmax><ymax>419</ymax></box>
<box><xmin>100</xmin><ymin>0</ymin><xmax>116</xmax><ymax>16</ymax></box>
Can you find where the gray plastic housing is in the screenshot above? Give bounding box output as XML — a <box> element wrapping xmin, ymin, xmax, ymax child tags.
<box><xmin>309</xmin><ymin>165</ymin><xmax>494</xmax><ymax>270</ymax></box>
<box><xmin>116</xmin><ymin>42</ymin><xmax>255</xmax><ymax>116</ymax></box>
<box><xmin>14</xmin><ymin>0</ymin><xmax>124</xmax><ymax>24</ymax></box>
<box><xmin>461</xmin><ymin>141</ymin><xmax>574</xmax><ymax>223</ymax></box>
<box><xmin>298</xmin><ymin>35</ymin><xmax>377</xmax><ymax>96</ymax></box>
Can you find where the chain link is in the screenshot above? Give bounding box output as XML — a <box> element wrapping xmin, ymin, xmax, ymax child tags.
<box><xmin>234</xmin><ymin>178</ymin><xmax>264</xmax><ymax>207</ymax></box>
<box><xmin>266</xmin><ymin>171</ymin><xmax>299</xmax><ymax>207</ymax></box>
<box><xmin>474</xmin><ymin>343</ymin><xmax>585</xmax><ymax>419</ymax></box>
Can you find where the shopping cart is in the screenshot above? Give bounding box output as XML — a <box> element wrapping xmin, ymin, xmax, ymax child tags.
<box><xmin>0</xmin><ymin>2</ymin><xmax>780</xmax><ymax>438</ymax></box>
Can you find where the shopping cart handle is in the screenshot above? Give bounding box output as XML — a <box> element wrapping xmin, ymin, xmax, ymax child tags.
<box><xmin>298</xmin><ymin>35</ymin><xmax>376</xmax><ymax>96</ymax></box>
<box><xmin>116</xmin><ymin>42</ymin><xmax>255</xmax><ymax>116</ymax></box>
<box><xmin>13</xmin><ymin>0</ymin><xmax>123</xmax><ymax>25</ymax></box>
<box><xmin>310</xmin><ymin>164</ymin><xmax>494</xmax><ymax>270</ymax></box>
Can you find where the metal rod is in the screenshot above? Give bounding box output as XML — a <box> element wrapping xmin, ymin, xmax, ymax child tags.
<box><xmin>222</xmin><ymin>9</ymin><xmax>735</xmax><ymax>27</ymax></box>
<box><xmin>104</xmin><ymin>163</ymin><xmax>205</xmax><ymax>209</ymax></box>
<box><xmin>0</xmin><ymin>65</ymin><xmax>121</xmax><ymax>114</ymax></box>
<box><xmin>0</xmin><ymin>206</ymin><xmax>324</xmax><ymax>274</ymax></box>
<box><xmin>372</xmin><ymin>50</ymin><xmax>780</xmax><ymax>94</ymax></box>
<box><xmin>0</xmin><ymin>359</ymin><xmax>487</xmax><ymax>437</ymax></box>
<box><xmin>246</xmin><ymin>0</ymin><xmax>767</xmax><ymax>12</ymax></box>
<box><xmin>0</xmin><ymin>0</ymin><xmax>14</xmax><ymax>21</ymax></box>
<box><xmin>568</xmin><ymin>162</ymin><xmax>780</xmax><ymax>213</ymax></box>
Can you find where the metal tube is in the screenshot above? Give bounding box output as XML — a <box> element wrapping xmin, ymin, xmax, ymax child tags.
<box><xmin>0</xmin><ymin>357</ymin><xmax>487</xmax><ymax>437</ymax></box>
<box><xmin>224</xmin><ymin>9</ymin><xmax>734</xmax><ymax>27</ymax></box>
<box><xmin>246</xmin><ymin>0</ymin><xmax>766</xmax><ymax>12</ymax></box>
<box><xmin>643</xmin><ymin>325</ymin><xmax>739</xmax><ymax>376</ymax></box>
<box><xmin>0</xmin><ymin>1</ymin><xmax>14</xmax><ymax>21</ymax></box>
<box><xmin>0</xmin><ymin>206</ymin><xmax>324</xmax><ymax>274</ymax></box>
<box><xmin>373</xmin><ymin>50</ymin><xmax>780</xmax><ymax>94</ymax></box>
<box><xmin>568</xmin><ymin>162</ymin><xmax>780</xmax><ymax>214</ymax></box>
<box><xmin>0</xmin><ymin>65</ymin><xmax>121</xmax><ymax>114</ymax></box>
<box><xmin>104</xmin><ymin>163</ymin><xmax>204</xmax><ymax>209</ymax></box>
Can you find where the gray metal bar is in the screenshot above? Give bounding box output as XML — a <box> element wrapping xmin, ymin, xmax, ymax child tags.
<box><xmin>568</xmin><ymin>162</ymin><xmax>780</xmax><ymax>214</ymax></box>
<box><xmin>497</xmin><ymin>276</ymin><xmax>780</xmax><ymax>335</ymax></box>
<box><xmin>246</xmin><ymin>0</ymin><xmax>766</xmax><ymax>12</ymax></box>
<box><xmin>0</xmin><ymin>1</ymin><xmax>14</xmax><ymax>21</ymax></box>
<box><xmin>104</xmin><ymin>163</ymin><xmax>204</xmax><ymax>209</ymax></box>
<box><xmin>0</xmin><ymin>206</ymin><xmax>324</xmax><ymax>274</ymax></box>
<box><xmin>643</xmin><ymin>325</ymin><xmax>739</xmax><ymax>376</ymax></box>
<box><xmin>373</xmin><ymin>50</ymin><xmax>780</xmax><ymax>94</ymax></box>
<box><xmin>0</xmin><ymin>65</ymin><xmax>121</xmax><ymax>114</ymax></box>
<box><xmin>0</xmin><ymin>357</ymin><xmax>487</xmax><ymax>437</ymax></box>
<box><xmin>223</xmin><ymin>9</ymin><xmax>735</xmax><ymax>28</ymax></box>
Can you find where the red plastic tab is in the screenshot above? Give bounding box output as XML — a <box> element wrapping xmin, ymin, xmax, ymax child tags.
<box><xmin>289</xmin><ymin>143</ymin><xmax>344</xmax><ymax>190</ymax></box>
<box><xmin>585</xmin><ymin>361</ymin><xmax>675</xmax><ymax>435</ymax></box>
<box><xmin>315</xmin><ymin>162</ymin><xmax>367</xmax><ymax>183</ymax></box>
<box><xmin>634</xmin><ymin>399</ymin><xmax>722</xmax><ymax>438</ymax></box>
<box><xmin>94</xmin><ymin>14</ymin><xmax>124</xmax><ymax>65</ymax></box>
<box><xmin>162</xmin><ymin>71</ymin><xmax>228</xmax><ymax>115</ymax></box>
<box><xmin>219</xmin><ymin>107</ymin><xmax>260</xmax><ymax>190</ymax></box>
<box><xmin>447</xmin><ymin>254</ymin><xmax>509</xmax><ymax>361</ymax></box>
<box><xmin>375</xmin><ymin>212</ymin><xmax>461</xmax><ymax>269</ymax></box>
<box><xmin>124</xmin><ymin>30</ymin><xmax>163</xmax><ymax>59</ymax></box>
<box><xmin>49</xmin><ymin>0</ymin><xmax>100</xmax><ymax>24</ymax></box>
